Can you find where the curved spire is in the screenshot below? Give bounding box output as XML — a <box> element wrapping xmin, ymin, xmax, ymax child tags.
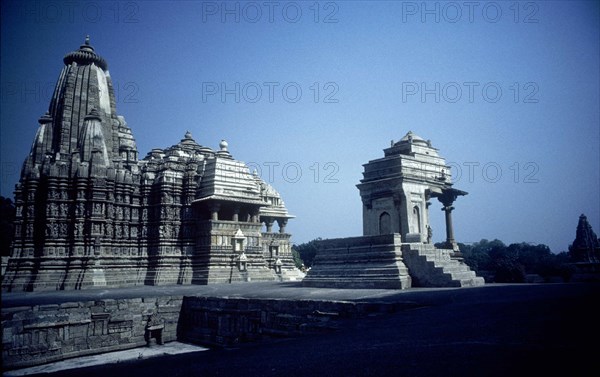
<box><xmin>63</xmin><ymin>35</ymin><xmax>108</xmax><ymax>70</ymax></box>
<box><xmin>78</xmin><ymin>108</ymin><xmax>110</xmax><ymax>166</ymax></box>
<box><xmin>25</xmin><ymin>112</ymin><xmax>54</xmax><ymax>173</ymax></box>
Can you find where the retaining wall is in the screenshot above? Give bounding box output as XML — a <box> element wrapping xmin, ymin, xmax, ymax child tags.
<box><xmin>2</xmin><ymin>296</ymin><xmax>183</xmax><ymax>370</ymax></box>
<box><xmin>2</xmin><ymin>295</ymin><xmax>412</xmax><ymax>371</ymax></box>
<box><xmin>178</xmin><ymin>297</ymin><xmax>402</xmax><ymax>347</ymax></box>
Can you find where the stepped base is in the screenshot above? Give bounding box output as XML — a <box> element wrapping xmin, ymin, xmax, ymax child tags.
<box><xmin>303</xmin><ymin>236</ymin><xmax>484</xmax><ymax>290</ymax></box>
<box><xmin>401</xmin><ymin>243</ymin><xmax>484</xmax><ymax>287</ymax></box>
<box><xmin>302</xmin><ymin>234</ymin><xmax>412</xmax><ymax>289</ymax></box>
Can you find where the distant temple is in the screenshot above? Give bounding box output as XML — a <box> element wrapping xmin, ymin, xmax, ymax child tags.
<box><xmin>569</xmin><ymin>214</ymin><xmax>600</xmax><ymax>278</ymax></box>
<box><xmin>2</xmin><ymin>37</ymin><xmax>302</xmax><ymax>292</ymax></box>
<box><xmin>303</xmin><ymin>132</ymin><xmax>484</xmax><ymax>288</ymax></box>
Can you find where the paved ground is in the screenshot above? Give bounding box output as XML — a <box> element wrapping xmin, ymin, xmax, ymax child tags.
<box><xmin>3</xmin><ymin>282</ymin><xmax>598</xmax><ymax>377</ymax></box>
<box><xmin>3</xmin><ymin>342</ymin><xmax>209</xmax><ymax>376</ymax></box>
<box><xmin>2</xmin><ymin>281</ymin><xmax>461</xmax><ymax>307</ymax></box>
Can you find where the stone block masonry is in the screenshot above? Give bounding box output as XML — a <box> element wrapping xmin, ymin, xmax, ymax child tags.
<box><xmin>302</xmin><ymin>234</ymin><xmax>412</xmax><ymax>289</ymax></box>
<box><xmin>3</xmin><ymin>37</ymin><xmax>302</xmax><ymax>292</ymax></box>
<box><xmin>177</xmin><ymin>297</ymin><xmax>405</xmax><ymax>347</ymax></box>
<box><xmin>2</xmin><ymin>296</ymin><xmax>183</xmax><ymax>370</ymax></box>
<box><xmin>2</xmin><ymin>294</ymin><xmax>415</xmax><ymax>371</ymax></box>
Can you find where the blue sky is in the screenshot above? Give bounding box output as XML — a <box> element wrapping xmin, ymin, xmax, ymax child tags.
<box><xmin>1</xmin><ymin>0</ymin><xmax>598</xmax><ymax>252</ymax></box>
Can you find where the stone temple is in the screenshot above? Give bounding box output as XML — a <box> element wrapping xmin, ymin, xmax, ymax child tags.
<box><xmin>2</xmin><ymin>37</ymin><xmax>302</xmax><ymax>292</ymax></box>
<box><xmin>569</xmin><ymin>213</ymin><xmax>600</xmax><ymax>279</ymax></box>
<box><xmin>303</xmin><ymin>132</ymin><xmax>485</xmax><ymax>288</ymax></box>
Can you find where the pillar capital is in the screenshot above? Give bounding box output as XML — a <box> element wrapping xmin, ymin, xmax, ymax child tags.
<box><xmin>433</xmin><ymin>187</ymin><xmax>467</xmax><ymax>208</ymax></box>
<box><xmin>277</xmin><ymin>218</ymin><xmax>288</xmax><ymax>233</ymax></box>
<box><xmin>264</xmin><ymin>217</ymin><xmax>274</xmax><ymax>233</ymax></box>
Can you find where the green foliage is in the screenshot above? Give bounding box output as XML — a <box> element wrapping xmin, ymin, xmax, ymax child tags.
<box><xmin>291</xmin><ymin>248</ymin><xmax>304</xmax><ymax>270</ymax></box>
<box><xmin>0</xmin><ymin>196</ymin><xmax>15</xmax><ymax>257</ymax></box>
<box><xmin>457</xmin><ymin>239</ymin><xmax>573</xmax><ymax>283</ymax></box>
<box><xmin>292</xmin><ymin>238</ymin><xmax>322</xmax><ymax>268</ymax></box>
<box><xmin>536</xmin><ymin>252</ymin><xmax>575</xmax><ymax>281</ymax></box>
<box><xmin>458</xmin><ymin>241</ymin><xmax>492</xmax><ymax>272</ymax></box>
<box><xmin>492</xmin><ymin>257</ymin><xmax>526</xmax><ymax>283</ymax></box>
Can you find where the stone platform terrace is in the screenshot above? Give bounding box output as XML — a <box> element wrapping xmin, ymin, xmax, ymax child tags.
<box><xmin>2</xmin><ymin>281</ymin><xmax>431</xmax><ymax>308</ymax></box>
<box><xmin>1</xmin><ymin>282</ymin><xmax>433</xmax><ymax>370</ymax></box>
<box><xmin>2</xmin><ymin>282</ymin><xmax>598</xmax><ymax>377</ymax></box>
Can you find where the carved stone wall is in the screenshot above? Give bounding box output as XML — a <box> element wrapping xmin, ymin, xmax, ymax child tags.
<box><xmin>2</xmin><ymin>39</ymin><xmax>303</xmax><ymax>291</ymax></box>
<box><xmin>3</xmin><ymin>295</ymin><xmax>413</xmax><ymax>371</ymax></box>
<box><xmin>2</xmin><ymin>296</ymin><xmax>182</xmax><ymax>370</ymax></box>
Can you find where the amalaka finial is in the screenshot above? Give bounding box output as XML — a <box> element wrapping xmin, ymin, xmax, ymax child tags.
<box><xmin>77</xmin><ymin>35</ymin><xmax>96</xmax><ymax>53</ymax></box>
<box><xmin>219</xmin><ymin>140</ymin><xmax>229</xmax><ymax>151</ymax></box>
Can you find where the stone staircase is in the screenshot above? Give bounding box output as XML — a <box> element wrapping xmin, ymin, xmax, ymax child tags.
<box><xmin>401</xmin><ymin>243</ymin><xmax>485</xmax><ymax>287</ymax></box>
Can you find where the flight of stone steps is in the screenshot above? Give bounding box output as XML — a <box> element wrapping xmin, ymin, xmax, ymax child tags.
<box><xmin>401</xmin><ymin>243</ymin><xmax>485</xmax><ymax>287</ymax></box>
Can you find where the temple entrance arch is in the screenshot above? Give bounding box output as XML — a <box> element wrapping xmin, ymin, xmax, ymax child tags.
<box><xmin>412</xmin><ymin>206</ymin><xmax>421</xmax><ymax>234</ymax></box>
<box><xmin>379</xmin><ymin>212</ymin><xmax>392</xmax><ymax>234</ymax></box>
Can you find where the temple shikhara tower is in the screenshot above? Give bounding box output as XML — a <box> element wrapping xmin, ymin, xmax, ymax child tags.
<box><xmin>303</xmin><ymin>132</ymin><xmax>484</xmax><ymax>288</ymax></box>
<box><xmin>569</xmin><ymin>214</ymin><xmax>600</xmax><ymax>279</ymax></box>
<box><xmin>2</xmin><ymin>37</ymin><xmax>301</xmax><ymax>291</ymax></box>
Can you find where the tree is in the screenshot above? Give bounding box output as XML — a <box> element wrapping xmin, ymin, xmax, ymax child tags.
<box><xmin>537</xmin><ymin>251</ymin><xmax>575</xmax><ymax>282</ymax></box>
<box><xmin>292</xmin><ymin>238</ymin><xmax>322</xmax><ymax>268</ymax></box>
<box><xmin>291</xmin><ymin>248</ymin><xmax>304</xmax><ymax>270</ymax></box>
<box><xmin>492</xmin><ymin>256</ymin><xmax>526</xmax><ymax>283</ymax></box>
<box><xmin>458</xmin><ymin>242</ymin><xmax>491</xmax><ymax>273</ymax></box>
<box><xmin>455</xmin><ymin>239</ymin><xmax>571</xmax><ymax>283</ymax></box>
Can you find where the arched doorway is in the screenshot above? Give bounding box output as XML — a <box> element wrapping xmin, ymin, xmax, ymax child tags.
<box><xmin>379</xmin><ymin>212</ymin><xmax>391</xmax><ymax>234</ymax></box>
<box><xmin>412</xmin><ymin>206</ymin><xmax>421</xmax><ymax>234</ymax></box>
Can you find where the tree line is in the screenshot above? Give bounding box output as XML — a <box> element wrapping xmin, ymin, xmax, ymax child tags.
<box><xmin>440</xmin><ymin>239</ymin><xmax>573</xmax><ymax>283</ymax></box>
<box><xmin>292</xmin><ymin>238</ymin><xmax>575</xmax><ymax>283</ymax></box>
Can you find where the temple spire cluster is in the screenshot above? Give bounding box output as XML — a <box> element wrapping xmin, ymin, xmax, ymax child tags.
<box><xmin>3</xmin><ymin>38</ymin><xmax>302</xmax><ymax>291</ymax></box>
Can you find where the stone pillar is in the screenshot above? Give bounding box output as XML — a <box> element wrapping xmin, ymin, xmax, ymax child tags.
<box><xmin>210</xmin><ymin>203</ymin><xmax>220</xmax><ymax>221</ymax></box>
<box><xmin>277</xmin><ymin>219</ymin><xmax>288</xmax><ymax>234</ymax></box>
<box><xmin>265</xmin><ymin>218</ymin><xmax>274</xmax><ymax>233</ymax></box>
<box><xmin>434</xmin><ymin>187</ymin><xmax>467</xmax><ymax>256</ymax></box>
<box><xmin>232</xmin><ymin>207</ymin><xmax>239</xmax><ymax>222</ymax></box>
<box><xmin>442</xmin><ymin>205</ymin><xmax>457</xmax><ymax>250</ymax></box>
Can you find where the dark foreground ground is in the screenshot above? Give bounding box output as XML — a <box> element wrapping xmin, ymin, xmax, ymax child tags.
<box><xmin>6</xmin><ymin>282</ymin><xmax>599</xmax><ymax>377</ymax></box>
